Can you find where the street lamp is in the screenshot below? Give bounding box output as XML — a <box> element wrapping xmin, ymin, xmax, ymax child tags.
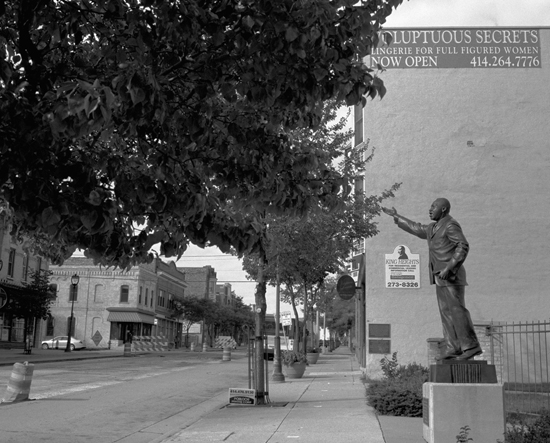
<box><xmin>65</xmin><ymin>274</ymin><xmax>79</xmax><ymax>352</ymax></box>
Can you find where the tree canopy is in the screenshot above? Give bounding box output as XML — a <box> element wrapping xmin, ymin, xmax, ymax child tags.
<box><xmin>6</xmin><ymin>269</ymin><xmax>56</xmax><ymax>322</ymax></box>
<box><xmin>0</xmin><ymin>0</ymin><xmax>403</xmax><ymax>268</ymax></box>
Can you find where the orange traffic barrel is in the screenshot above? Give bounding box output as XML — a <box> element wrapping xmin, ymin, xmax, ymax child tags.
<box><xmin>123</xmin><ymin>342</ymin><xmax>132</xmax><ymax>357</ymax></box>
<box><xmin>2</xmin><ymin>362</ymin><xmax>35</xmax><ymax>403</ymax></box>
<box><xmin>222</xmin><ymin>346</ymin><xmax>231</xmax><ymax>361</ymax></box>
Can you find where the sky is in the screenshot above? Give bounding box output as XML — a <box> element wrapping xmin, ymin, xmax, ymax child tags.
<box><xmin>385</xmin><ymin>0</ymin><xmax>550</xmax><ymax>28</ymax></box>
<box><xmin>179</xmin><ymin>1</ymin><xmax>550</xmax><ymax>313</ymax></box>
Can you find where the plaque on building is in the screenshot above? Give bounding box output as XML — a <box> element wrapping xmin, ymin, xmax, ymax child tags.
<box><xmin>385</xmin><ymin>245</ymin><xmax>420</xmax><ymax>289</ymax></box>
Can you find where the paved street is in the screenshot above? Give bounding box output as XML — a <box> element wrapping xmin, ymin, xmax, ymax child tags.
<box><xmin>0</xmin><ymin>349</ymin><xmax>251</xmax><ymax>442</ymax></box>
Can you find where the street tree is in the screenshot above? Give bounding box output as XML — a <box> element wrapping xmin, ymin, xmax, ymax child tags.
<box><xmin>6</xmin><ymin>269</ymin><xmax>56</xmax><ymax>345</ymax></box>
<box><xmin>172</xmin><ymin>295</ymin><xmax>206</xmax><ymax>348</ymax></box>
<box><xmin>0</xmin><ymin>0</ymin><xmax>403</xmax><ymax>270</ymax></box>
<box><xmin>327</xmin><ymin>295</ymin><xmax>356</xmax><ymax>340</ymax></box>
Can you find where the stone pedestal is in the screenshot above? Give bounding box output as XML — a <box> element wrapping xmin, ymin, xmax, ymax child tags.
<box><xmin>422</xmin><ymin>382</ymin><xmax>505</xmax><ymax>443</ymax></box>
<box><xmin>429</xmin><ymin>360</ymin><xmax>498</xmax><ymax>384</ymax></box>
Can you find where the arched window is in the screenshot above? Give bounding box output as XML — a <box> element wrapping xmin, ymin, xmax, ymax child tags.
<box><xmin>120</xmin><ymin>285</ymin><xmax>129</xmax><ymax>303</ymax></box>
<box><xmin>46</xmin><ymin>315</ymin><xmax>55</xmax><ymax>336</ymax></box>
<box><xmin>94</xmin><ymin>284</ymin><xmax>103</xmax><ymax>302</ymax></box>
<box><xmin>69</xmin><ymin>282</ymin><xmax>78</xmax><ymax>302</ymax></box>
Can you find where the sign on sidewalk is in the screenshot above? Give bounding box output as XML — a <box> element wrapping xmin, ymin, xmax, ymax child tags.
<box><xmin>281</xmin><ymin>311</ymin><xmax>292</xmax><ymax>326</ymax></box>
<box><xmin>229</xmin><ymin>388</ymin><xmax>256</xmax><ymax>405</ymax></box>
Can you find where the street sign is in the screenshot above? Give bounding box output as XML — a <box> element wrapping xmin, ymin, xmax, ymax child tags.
<box><xmin>281</xmin><ymin>311</ymin><xmax>292</xmax><ymax>326</ymax></box>
<box><xmin>92</xmin><ymin>330</ymin><xmax>103</xmax><ymax>346</ymax></box>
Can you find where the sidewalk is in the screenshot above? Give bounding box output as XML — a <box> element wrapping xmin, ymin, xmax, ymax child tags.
<box><xmin>156</xmin><ymin>347</ymin><xmax>425</xmax><ymax>443</ymax></box>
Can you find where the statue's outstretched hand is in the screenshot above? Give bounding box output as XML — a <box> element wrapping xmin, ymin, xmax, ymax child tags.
<box><xmin>381</xmin><ymin>206</ymin><xmax>398</xmax><ymax>217</ymax></box>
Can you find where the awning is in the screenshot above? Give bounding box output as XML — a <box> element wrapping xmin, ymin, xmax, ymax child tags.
<box><xmin>106</xmin><ymin>311</ymin><xmax>155</xmax><ymax>324</ymax></box>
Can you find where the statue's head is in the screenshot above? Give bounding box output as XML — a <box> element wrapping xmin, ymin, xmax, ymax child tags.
<box><xmin>429</xmin><ymin>198</ymin><xmax>450</xmax><ymax>221</ymax></box>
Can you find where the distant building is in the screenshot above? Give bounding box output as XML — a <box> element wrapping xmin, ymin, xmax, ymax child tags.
<box><xmin>49</xmin><ymin>257</ymin><xmax>187</xmax><ymax>348</ymax></box>
<box><xmin>177</xmin><ymin>266</ymin><xmax>217</xmax><ymax>300</ymax></box>
<box><xmin>215</xmin><ymin>283</ymin><xmax>233</xmax><ymax>305</ymax></box>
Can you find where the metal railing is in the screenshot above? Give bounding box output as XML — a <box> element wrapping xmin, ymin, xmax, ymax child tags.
<box><xmin>486</xmin><ymin>320</ymin><xmax>550</xmax><ymax>416</ymax></box>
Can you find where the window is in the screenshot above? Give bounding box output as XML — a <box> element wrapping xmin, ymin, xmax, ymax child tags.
<box><xmin>368</xmin><ymin>324</ymin><xmax>391</xmax><ymax>354</ymax></box>
<box><xmin>120</xmin><ymin>285</ymin><xmax>129</xmax><ymax>303</ymax></box>
<box><xmin>151</xmin><ymin>291</ymin><xmax>154</xmax><ymax>307</ymax></box>
<box><xmin>22</xmin><ymin>254</ymin><xmax>29</xmax><ymax>281</ymax></box>
<box><xmin>49</xmin><ymin>284</ymin><xmax>58</xmax><ymax>299</ymax></box>
<box><xmin>69</xmin><ymin>283</ymin><xmax>78</xmax><ymax>302</ymax></box>
<box><xmin>46</xmin><ymin>315</ymin><xmax>55</xmax><ymax>336</ymax></box>
<box><xmin>94</xmin><ymin>284</ymin><xmax>103</xmax><ymax>303</ymax></box>
<box><xmin>7</xmin><ymin>248</ymin><xmax>15</xmax><ymax>278</ymax></box>
<box><xmin>139</xmin><ymin>286</ymin><xmax>142</xmax><ymax>304</ymax></box>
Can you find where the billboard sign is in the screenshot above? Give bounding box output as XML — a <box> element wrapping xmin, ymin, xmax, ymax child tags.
<box><xmin>370</xmin><ymin>28</ymin><xmax>541</xmax><ymax>69</ymax></box>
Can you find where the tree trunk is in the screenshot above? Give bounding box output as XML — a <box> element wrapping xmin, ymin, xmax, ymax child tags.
<box><xmin>302</xmin><ymin>287</ymin><xmax>308</xmax><ymax>353</ymax></box>
<box><xmin>254</xmin><ymin>260</ymin><xmax>267</xmax><ymax>405</ymax></box>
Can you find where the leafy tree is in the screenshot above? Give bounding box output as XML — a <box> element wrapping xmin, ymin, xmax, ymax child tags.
<box><xmin>172</xmin><ymin>295</ymin><xmax>206</xmax><ymax>347</ymax></box>
<box><xmin>6</xmin><ymin>269</ymin><xmax>55</xmax><ymax>345</ymax></box>
<box><xmin>327</xmin><ymin>294</ymin><xmax>356</xmax><ymax>339</ymax></box>
<box><xmin>242</xmin><ymin>104</ymin><xmax>398</xmax><ymax>352</ymax></box>
<box><xmin>0</xmin><ymin>0</ymin><xmax>403</xmax><ymax>269</ymax></box>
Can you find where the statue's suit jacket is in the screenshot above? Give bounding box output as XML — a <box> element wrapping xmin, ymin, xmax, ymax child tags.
<box><xmin>395</xmin><ymin>214</ymin><xmax>469</xmax><ymax>287</ymax></box>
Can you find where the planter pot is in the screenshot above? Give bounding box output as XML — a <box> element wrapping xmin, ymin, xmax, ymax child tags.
<box><xmin>306</xmin><ymin>352</ymin><xmax>319</xmax><ymax>364</ymax></box>
<box><xmin>283</xmin><ymin>361</ymin><xmax>307</xmax><ymax>379</ymax></box>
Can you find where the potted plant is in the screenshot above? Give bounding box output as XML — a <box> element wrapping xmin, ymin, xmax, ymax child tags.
<box><xmin>281</xmin><ymin>350</ymin><xmax>308</xmax><ymax>379</ymax></box>
<box><xmin>306</xmin><ymin>347</ymin><xmax>320</xmax><ymax>364</ymax></box>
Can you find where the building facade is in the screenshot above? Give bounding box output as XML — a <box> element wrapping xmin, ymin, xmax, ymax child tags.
<box><xmin>49</xmin><ymin>257</ymin><xmax>187</xmax><ymax>348</ymax></box>
<box><xmin>0</xmin><ymin>217</ymin><xmax>49</xmax><ymax>347</ymax></box>
<box><xmin>178</xmin><ymin>266</ymin><xmax>217</xmax><ymax>300</ymax></box>
<box><xmin>356</xmin><ymin>27</ymin><xmax>550</xmax><ymax>375</ymax></box>
<box><xmin>215</xmin><ymin>283</ymin><xmax>234</xmax><ymax>305</ymax></box>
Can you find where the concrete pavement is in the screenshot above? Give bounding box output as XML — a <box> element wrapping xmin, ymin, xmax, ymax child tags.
<box><xmin>0</xmin><ymin>345</ymin><xmax>424</xmax><ymax>443</ymax></box>
<box><xmin>157</xmin><ymin>347</ymin><xmax>424</xmax><ymax>443</ymax></box>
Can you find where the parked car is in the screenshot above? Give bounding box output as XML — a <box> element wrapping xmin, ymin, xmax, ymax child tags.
<box><xmin>41</xmin><ymin>336</ymin><xmax>85</xmax><ymax>351</ymax></box>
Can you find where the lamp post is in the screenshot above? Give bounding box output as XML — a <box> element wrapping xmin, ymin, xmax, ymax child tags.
<box><xmin>65</xmin><ymin>274</ymin><xmax>79</xmax><ymax>352</ymax></box>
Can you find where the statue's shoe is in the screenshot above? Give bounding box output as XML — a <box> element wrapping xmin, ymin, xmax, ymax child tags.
<box><xmin>455</xmin><ymin>345</ymin><xmax>482</xmax><ymax>360</ymax></box>
<box><xmin>436</xmin><ymin>350</ymin><xmax>462</xmax><ymax>361</ymax></box>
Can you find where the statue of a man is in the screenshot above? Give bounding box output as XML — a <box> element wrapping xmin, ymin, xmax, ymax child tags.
<box><xmin>382</xmin><ymin>198</ymin><xmax>482</xmax><ymax>361</ymax></box>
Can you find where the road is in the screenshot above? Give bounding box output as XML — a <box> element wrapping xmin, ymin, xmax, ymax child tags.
<box><xmin>0</xmin><ymin>350</ymin><xmax>253</xmax><ymax>443</ymax></box>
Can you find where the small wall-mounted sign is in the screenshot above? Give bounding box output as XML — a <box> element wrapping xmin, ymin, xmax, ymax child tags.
<box><xmin>229</xmin><ymin>388</ymin><xmax>256</xmax><ymax>405</ymax></box>
<box><xmin>336</xmin><ymin>274</ymin><xmax>357</xmax><ymax>300</ymax></box>
<box><xmin>385</xmin><ymin>245</ymin><xmax>420</xmax><ymax>289</ymax></box>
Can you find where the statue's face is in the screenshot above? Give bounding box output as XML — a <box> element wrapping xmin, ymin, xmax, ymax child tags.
<box><xmin>429</xmin><ymin>200</ymin><xmax>446</xmax><ymax>221</ymax></box>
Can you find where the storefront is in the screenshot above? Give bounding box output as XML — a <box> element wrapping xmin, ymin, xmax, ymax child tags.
<box><xmin>107</xmin><ymin>308</ymin><xmax>155</xmax><ymax>344</ymax></box>
<box><xmin>0</xmin><ymin>282</ymin><xmax>31</xmax><ymax>344</ymax></box>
